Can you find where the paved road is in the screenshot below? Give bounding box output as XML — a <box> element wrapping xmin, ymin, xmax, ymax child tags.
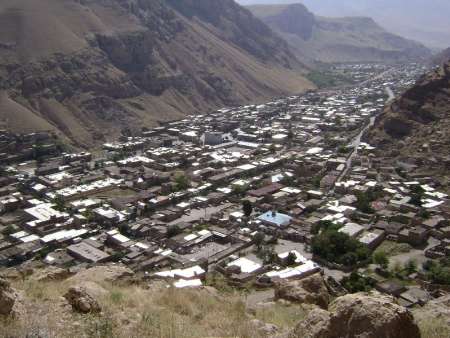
<box><xmin>333</xmin><ymin>86</ymin><xmax>395</xmax><ymax>187</ymax></box>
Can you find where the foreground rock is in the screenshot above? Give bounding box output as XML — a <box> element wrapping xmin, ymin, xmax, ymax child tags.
<box><xmin>251</xmin><ymin>319</ymin><xmax>279</xmax><ymax>336</ymax></box>
<box><xmin>64</xmin><ymin>284</ymin><xmax>103</xmax><ymax>314</ymax></box>
<box><xmin>275</xmin><ymin>274</ymin><xmax>330</xmax><ymax>309</ymax></box>
<box><xmin>0</xmin><ymin>277</ymin><xmax>18</xmax><ymax>316</ymax></box>
<box><xmin>289</xmin><ymin>292</ymin><xmax>421</xmax><ymax>338</ymax></box>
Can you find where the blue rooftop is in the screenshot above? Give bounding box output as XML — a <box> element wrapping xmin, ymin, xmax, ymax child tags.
<box><xmin>258</xmin><ymin>211</ymin><xmax>292</xmax><ymax>227</ymax></box>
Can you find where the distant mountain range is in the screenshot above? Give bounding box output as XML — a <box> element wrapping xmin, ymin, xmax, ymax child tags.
<box><xmin>237</xmin><ymin>0</ymin><xmax>450</xmax><ymax>49</ymax></box>
<box><xmin>0</xmin><ymin>0</ymin><xmax>312</xmax><ymax>148</ymax></box>
<box><xmin>248</xmin><ymin>3</ymin><xmax>431</xmax><ymax>64</ymax></box>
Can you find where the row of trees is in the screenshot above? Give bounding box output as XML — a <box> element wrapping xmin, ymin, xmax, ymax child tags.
<box><xmin>311</xmin><ymin>222</ymin><xmax>371</xmax><ymax>267</ymax></box>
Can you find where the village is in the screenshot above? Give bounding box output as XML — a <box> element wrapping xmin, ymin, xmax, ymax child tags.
<box><xmin>0</xmin><ymin>62</ymin><xmax>449</xmax><ymax>309</ymax></box>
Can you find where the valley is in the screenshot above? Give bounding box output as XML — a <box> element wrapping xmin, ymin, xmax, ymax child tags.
<box><xmin>1</xmin><ymin>61</ymin><xmax>450</xmax><ymax>337</ymax></box>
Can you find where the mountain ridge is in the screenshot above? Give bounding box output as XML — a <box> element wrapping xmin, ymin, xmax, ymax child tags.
<box><xmin>0</xmin><ymin>0</ymin><xmax>313</xmax><ymax>148</ymax></box>
<box><xmin>237</xmin><ymin>0</ymin><xmax>450</xmax><ymax>49</ymax></box>
<box><xmin>247</xmin><ymin>3</ymin><xmax>431</xmax><ymax>64</ymax></box>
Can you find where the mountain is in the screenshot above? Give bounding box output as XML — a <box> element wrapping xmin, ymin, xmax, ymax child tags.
<box><xmin>237</xmin><ymin>0</ymin><xmax>450</xmax><ymax>49</ymax></box>
<box><xmin>247</xmin><ymin>3</ymin><xmax>431</xmax><ymax>64</ymax></box>
<box><xmin>432</xmin><ymin>47</ymin><xmax>450</xmax><ymax>66</ymax></box>
<box><xmin>0</xmin><ymin>0</ymin><xmax>312</xmax><ymax>148</ymax></box>
<box><xmin>367</xmin><ymin>59</ymin><xmax>450</xmax><ymax>175</ymax></box>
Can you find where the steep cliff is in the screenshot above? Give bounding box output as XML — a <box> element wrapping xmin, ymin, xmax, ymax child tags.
<box><xmin>0</xmin><ymin>0</ymin><xmax>312</xmax><ymax>148</ymax></box>
<box><xmin>248</xmin><ymin>3</ymin><xmax>431</xmax><ymax>64</ymax></box>
<box><xmin>367</xmin><ymin>60</ymin><xmax>450</xmax><ymax>176</ymax></box>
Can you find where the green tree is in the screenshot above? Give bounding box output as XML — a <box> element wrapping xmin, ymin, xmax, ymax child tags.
<box><xmin>285</xmin><ymin>252</ymin><xmax>297</xmax><ymax>266</ymax></box>
<box><xmin>242</xmin><ymin>200</ymin><xmax>253</xmax><ymax>218</ymax></box>
<box><xmin>373</xmin><ymin>251</ymin><xmax>389</xmax><ymax>269</ymax></box>
<box><xmin>174</xmin><ymin>172</ymin><xmax>190</xmax><ymax>191</ymax></box>
<box><xmin>405</xmin><ymin>259</ymin><xmax>418</xmax><ymax>274</ymax></box>
<box><xmin>410</xmin><ymin>185</ymin><xmax>425</xmax><ymax>207</ymax></box>
<box><xmin>167</xmin><ymin>225</ymin><xmax>182</xmax><ymax>238</ymax></box>
<box><xmin>2</xmin><ymin>225</ymin><xmax>16</xmax><ymax>236</ymax></box>
<box><xmin>355</xmin><ymin>191</ymin><xmax>374</xmax><ymax>214</ymax></box>
<box><xmin>312</xmin><ymin>228</ymin><xmax>370</xmax><ymax>266</ymax></box>
<box><xmin>53</xmin><ymin>194</ymin><xmax>66</xmax><ymax>212</ymax></box>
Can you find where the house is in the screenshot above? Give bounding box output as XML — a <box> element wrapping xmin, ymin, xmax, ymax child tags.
<box><xmin>258</xmin><ymin>211</ymin><xmax>292</xmax><ymax>228</ymax></box>
<box><xmin>398</xmin><ymin>226</ymin><xmax>429</xmax><ymax>246</ymax></box>
<box><xmin>67</xmin><ymin>242</ymin><xmax>110</xmax><ymax>263</ymax></box>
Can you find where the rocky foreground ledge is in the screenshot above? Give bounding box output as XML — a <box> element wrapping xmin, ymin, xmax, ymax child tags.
<box><xmin>0</xmin><ymin>264</ymin><xmax>449</xmax><ymax>337</ymax></box>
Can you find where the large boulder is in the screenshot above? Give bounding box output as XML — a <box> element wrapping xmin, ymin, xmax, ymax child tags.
<box><xmin>289</xmin><ymin>292</ymin><xmax>421</xmax><ymax>338</ymax></box>
<box><xmin>275</xmin><ymin>274</ymin><xmax>330</xmax><ymax>309</ymax></box>
<box><xmin>64</xmin><ymin>283</ymin><xmax>104</xmax><ymax>314</ymax></box>
<box><xmin>0</xmin><ymin>277</ymin><xmax>18</xmax><ymax>316</ymax></box>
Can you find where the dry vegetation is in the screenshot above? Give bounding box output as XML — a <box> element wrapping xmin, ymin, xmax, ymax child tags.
<box><xmin>1</xmin><ymin>273</ymin><xmax>449</xmax><ymax>338</ymax></box>
<box><xmin>0</xmin><ymin>276</ymin><xmax>307</xmax><ymax>338</ymax></box>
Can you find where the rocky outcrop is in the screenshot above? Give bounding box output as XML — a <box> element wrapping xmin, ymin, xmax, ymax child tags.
<box><xmin>30</xmin><ymin>266</ymin><xmax>72</xmax><ymax>282</ymax></box>
<box><xmin>289</xmin><ymin>292</ymin><xmax>421</xmax><ymax>338</ymax></box>
<box><xmin>64</xmin><ymin>284</ymin><xmax>103</xmax><ymax>314</ymax></box>
<box><xmin>275</xmin><ymin>273</ymin><xmax>330</xmax><ymax>309</ymax></box>
<box><xmin>67</xmin><ymin>264</ymin><xmax>134</xmax><ymax>284</ymax></box>
<box><xmin>0</xmin><ymin>277</ymin><xmax>18</xmax><ymax>316</ymax></box>
<box><xmin>367</xmin><ymin>60</ymin><xmax>450</xmax><ymax>175</ymax></box>
<box><xmin>251</xmin><ymin>318</ymin><xmax>279</xmax><ymax>336</ymax></box>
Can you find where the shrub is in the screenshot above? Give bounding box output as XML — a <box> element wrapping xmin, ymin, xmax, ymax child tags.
<box><xmin>341</xmin><ymin>272</ymin><xmax>375</xmax><ymax>293</ymax></box>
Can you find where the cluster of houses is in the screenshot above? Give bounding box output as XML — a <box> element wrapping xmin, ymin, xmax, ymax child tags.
<box><xmin>0</xmin><ymin>63</ymin><xmax>447</xmax><ymax>302</ymax></box>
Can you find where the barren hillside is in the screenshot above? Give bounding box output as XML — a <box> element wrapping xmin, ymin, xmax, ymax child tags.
<box><xmin>367</xmin><ymin>60</ymin><xmax>450</xmax><ymax>181</ymax></box>
<box><xmin>0</xmin><ymin>0</ymin><xmax>313</xmax><ymax>148</ymax></box>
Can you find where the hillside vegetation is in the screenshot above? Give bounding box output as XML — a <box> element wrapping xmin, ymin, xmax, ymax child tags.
<box><xmin>1</xmin><ymin>265</ymin><xmax>449</xmax><ymax>338</ymax></box>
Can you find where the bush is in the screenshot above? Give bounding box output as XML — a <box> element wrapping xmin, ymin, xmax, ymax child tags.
<box><xmin>373</xmin><ymin>251</ymin><xmax>390</xmax><ymax>269</ymax></box>
<box><xmin>341</xmin><ymin>272</ymin><xmax>375</xmax><ymax>293</ymax></box>
<box><xmin>423</xmin><ymin>259</ymin><xmax>450</xmax><ymax>285</ymax></box>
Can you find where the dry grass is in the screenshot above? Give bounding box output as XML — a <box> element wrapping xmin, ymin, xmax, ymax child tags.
<box><xmin>416</xmin><ymin>317</ymin><xmax>450</xmax><ymax>338</ymax></box>
<box><xmin>3</xmin><ymin>276</ymin><xmax>448</xmax><ymax>338</ymax></box>
<box><xmin>1</xmin><ymin>279</ymin><xmax>271</xmax><ymax>338</ymax></box>
<box><xmin>374</xmin><ymin>240</ymin><xmax>412</xmax><ymax>257</ymax></box>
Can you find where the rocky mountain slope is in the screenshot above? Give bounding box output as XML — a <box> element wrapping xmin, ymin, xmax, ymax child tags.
<box><xmin>1</xmin><ymin>265</ymin><xmax>448</xmax><ymax>337</ymax></box>
<box><xmin>432</xmin><ymin>47</ymin><xmax>450</xmax><ymax>66</ymax></box>
<box><xmin>238</xmin><ymin>0</ymin><xmax>450</xmax><ymax>49</ymax></box>
<box><xmin>367</xmin><ymin>60</ymin><xmax>450</xmax><ymax>179</ymax></box>
<box><xmin>247</xmin><ymin>3</ymin><xmax>431</xmax><ymax>64</ymax></box>
<box><xmin>0</xmin><ymin>0</ymin><xmax>313</xmax><ymax>148</ymax></box>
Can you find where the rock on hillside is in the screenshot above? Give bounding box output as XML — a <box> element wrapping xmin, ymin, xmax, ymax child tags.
<box><xmin>0</xmin><ymin>0</ymin><xmax>312</xmax><ymax>148</ymax></box>
<box><xmin>288</xmin><ymin>292</ymin><xmax>421</xmax><ymax>338</ymax></box>
<box><xmin>0</xmin><ymin>277</ymin><xmax>19</xmax><ymax>316</ymax></box>
<box><xmin>274</xmin><ymin>273</ymin><xmax>330</xmax><ymax>309</ymax></box>
<box><xmin>248</xmin><ymin>3</ymin><xmax>431</xmax><ymax>64</ymax></box>
<box><xmin>64</xmin><ymin>284</ymin><xmax>103</xmax><ymax>314</ymax></box>
<box><xmin>367</xmin><ymin>60</ymin><xmax>450</xmax><ymax>175</ymax></box>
